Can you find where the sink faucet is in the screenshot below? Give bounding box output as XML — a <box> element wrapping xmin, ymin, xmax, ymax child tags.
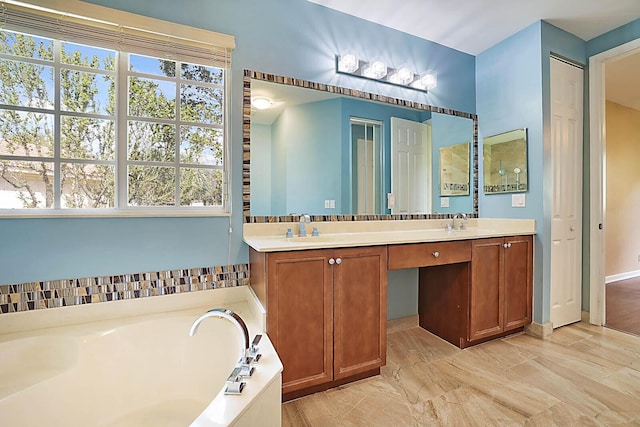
<box><xmin>299</xmin><ymin>214</ymin><xmax>310</xmax><ymax>237</ymax></box>
<box><xmin>452</xmin><ymin>213</ymin><xmax>468</xmax><ymax>230</ymax></box>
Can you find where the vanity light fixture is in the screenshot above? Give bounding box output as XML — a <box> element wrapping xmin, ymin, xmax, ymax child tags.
<box><xmin>411</xmin><ymin>70</ymin><xmax>438</xmax><ymax>91</ymax></box>
<box><xmin>388</xmin><ymin>66</ymin><xmax>413</xmax><ymax>85</ymax></box>
<box><xmin>337</xmin><ymin>53</ymin><xmax>359</xmax><ymax>73</ymax></box>
<box><xmin>335</xmin><ymin>54</ymin><xmax>437</xmax><ymax>92</ymax></box>
<box><xmin>361</xmin><ymin>57</ymin><xmax>388</xmax><ymax>79</ymax></box>
<box><xmin>251</xmin><ymin>96</ymin><xmax>272</xmax><ymax>110</ymax></box>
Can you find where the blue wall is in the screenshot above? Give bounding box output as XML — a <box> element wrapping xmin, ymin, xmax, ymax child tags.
<box><xmin>249</xmin><ymin>124</ymin><xmax>272</xmax><ymax>215</ymax></box>
<box><xmin>0</xmin><ymin>0</ymin><xmax>475</xmax><ymax>289</ymax></box>
<box><xmin>587</xmin><ymin>19</ymin><xmax>640</xmax><ymax>57</ymax></box>
<box><xmin>476</xmin><ymin>22</ymin><xmax>546</xmax><ymax>322</ymax></box>
<box><xmin>431</xmin><ymin>113</ymin><xmax>475</xmax><ymax>214</ymax></box>
<box><xmin>282</xmin><ymin>99</ymin><xmax>342</xmax><ymax>215</ymax></box>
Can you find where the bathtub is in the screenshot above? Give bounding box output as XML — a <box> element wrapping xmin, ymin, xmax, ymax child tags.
<box><xmin>0</xmin><ymin>286</ymin><xmax>282</xmax><ymax>426</ymax></box>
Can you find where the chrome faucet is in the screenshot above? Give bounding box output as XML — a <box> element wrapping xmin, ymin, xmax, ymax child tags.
<box><xmin>452</xmin><ymin>212</ymin><xmax>468</xmax><ymax>230</ymax></box>
<box><xmin>299</xmin><ymin>214</ymin><xmax>310</xmax><ymax>237</ymax></box>
<box><xmin>190</xmin><ymin>308</ymin><xmax>262</xmax><ymax>395</ymax></box>
<box><xmin>190</xmin><ymin>308</ymin><xmax>250</xmax><ymax>364</ymax></box>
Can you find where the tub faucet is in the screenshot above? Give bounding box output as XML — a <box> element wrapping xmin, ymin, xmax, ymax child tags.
<box><xmin>452</xmin><ymin>213</ymin><xmax>468</xmax><ymax>230</ymax></box>
<box><xmin>299</xmin><ymin>214</ymin><xmax>310</xmax><ymax>237</ymax></box>
<box><xmin>189</xmin><ymin>308</ymin><xmax>250</xmax><ymax>365</ymax></box>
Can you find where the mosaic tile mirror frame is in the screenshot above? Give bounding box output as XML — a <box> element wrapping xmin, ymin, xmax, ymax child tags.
<box><xmin>242</xmin><ymin>70</ymin><xmax>479</xmax><ymax>224</ymax></box>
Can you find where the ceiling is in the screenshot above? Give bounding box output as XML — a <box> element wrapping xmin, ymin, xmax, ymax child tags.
<box><xmin>307</xmin><ymin>0</ymin><xmax>640</xmax><ymax>56</ymax></box>
<box><xmin>308</xmin><ymin>0</ymin><xmax>640</xmax><ymax>110</ymax></box>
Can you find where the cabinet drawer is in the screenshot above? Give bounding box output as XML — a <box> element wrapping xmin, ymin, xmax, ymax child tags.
<box><xmin>388</xmin><ymin>240</ymin><xmax>471</xmax><ymax>269</ymax></box>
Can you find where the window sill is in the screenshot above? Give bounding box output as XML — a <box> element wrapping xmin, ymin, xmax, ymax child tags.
<box><xmin>0</xmin><ymin>208</ymin><xmax>231</xmax><ymax>219</ymax></box>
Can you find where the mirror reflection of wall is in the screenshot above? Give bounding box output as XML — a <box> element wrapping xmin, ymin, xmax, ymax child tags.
<box><xmin>483</xmin><ymin>128</ymin><xmax>528</xmax><ymax>194</ymax></box>
<box><xmin>440</xmin><ymin>142</ymin><xmax>470</xmax><ymax>196</ymax></box>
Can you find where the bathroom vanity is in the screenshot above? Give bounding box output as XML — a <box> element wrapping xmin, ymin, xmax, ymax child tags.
<box><xmin>245</xmin><ymin>219</ymin><xmax>535</xmax><ymax>400</ymax></box>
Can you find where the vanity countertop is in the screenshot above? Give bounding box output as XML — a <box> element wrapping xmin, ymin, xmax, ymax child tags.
<box><xmin>243</xmin><ymin>218</ymin><xmax>536</xmax><ymax>252</ymax></box>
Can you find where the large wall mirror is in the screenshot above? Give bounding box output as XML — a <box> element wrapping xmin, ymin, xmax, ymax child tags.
<box><xmin>242</xmin><ymin>70</ymin><xmax>478</xmax><ymax>223</ymax></box>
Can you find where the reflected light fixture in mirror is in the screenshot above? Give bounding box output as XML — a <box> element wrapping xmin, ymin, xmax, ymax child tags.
<box><xmin>336</xmin><ymin>54</ymin><xmax>437</xmax><ymax>91</ymax></box>
<box><xmin>251</xmin><ymin>96</ymin><xmax>272</xmax><ymax>110</ymax></box>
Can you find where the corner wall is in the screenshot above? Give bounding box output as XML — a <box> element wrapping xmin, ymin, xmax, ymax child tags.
<box><xmin>477</xmin><ymin>21</ymin><xmax>586</xmax><ymax>325</ymax></box>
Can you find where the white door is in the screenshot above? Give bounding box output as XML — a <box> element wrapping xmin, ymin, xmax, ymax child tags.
<box><xmin>550</xmin><ymin>57</ymin><xmax>583</xmax><ymax>328</ymax></box>
<box><xmin>390</xmin><ymin>117</ymin><xmax>431</xmax><ymax>214</ymax></box>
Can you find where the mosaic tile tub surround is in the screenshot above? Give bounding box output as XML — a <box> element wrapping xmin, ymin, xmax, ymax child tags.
<box><xmin>0</xmin><ymin>264</ymin><xmax>250</xmax><ymax>314</ymax></box>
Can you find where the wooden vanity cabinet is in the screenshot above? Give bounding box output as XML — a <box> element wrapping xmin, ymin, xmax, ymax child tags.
<box><xmin>249</xmin><ymin>245</ymin><xmax>387</xmax><ymax>399</ymax></box>
<box><xmin>468</xmin><ymin>235</ymin><xmax>533</xmax><ymax>343</ymax></box>
<box><xmin>395</xmin><ymin>236</ymin><xmax>533</xmax><ymax>349</ymax></box>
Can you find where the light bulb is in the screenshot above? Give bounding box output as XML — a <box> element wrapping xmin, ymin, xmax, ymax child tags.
<box><xmin>362</xmin><ymin>58</ymin><xmax>387</xmax><ymax>79</ymax></box>
<box><xmin>337</xmin><ymin>53</ymin><xmax>359</xmax><ymax>73</ymax></box>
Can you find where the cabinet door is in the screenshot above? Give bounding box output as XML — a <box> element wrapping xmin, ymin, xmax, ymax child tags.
<box><xmin>504</xmin><ymin>235</ymin><xmax>533</xmax><ymax>331</ymax></box>
<box><xmin>266</xmin><ymin>250</ymin><xmax>333</xmax><ymax>394</ymax></box>
<box><xmin>469</xmin><ymin>238</ymin><xmax>504</xmax><ymax>341</ymax></box>
<box><xmin>333</xmin><ymin>246</ymin><xmax>387</xmax><ymax>380</ymax></box>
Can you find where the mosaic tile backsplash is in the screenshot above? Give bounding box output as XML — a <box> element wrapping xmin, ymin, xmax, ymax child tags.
<box><xmin>0</xmin><ymin>264</ymin><xmax>250</xmax><ymax>315</ymax></box>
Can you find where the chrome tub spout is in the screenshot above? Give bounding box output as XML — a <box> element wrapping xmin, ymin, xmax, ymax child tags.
<box><xmin>189</xmin><ymin>308</ymin><xmax>250</xmax><ymax>363</ymax></box>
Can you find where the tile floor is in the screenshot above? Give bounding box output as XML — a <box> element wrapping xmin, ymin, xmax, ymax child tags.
<box><xmin>282</xmin><ymin>322</ymin><xmax>640</xmax><ymax>426</ymax></box>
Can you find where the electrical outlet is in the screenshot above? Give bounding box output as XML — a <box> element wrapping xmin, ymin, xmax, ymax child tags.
<box><xmin>512</xmin><ymin>193</ymin><xmax>526</xmax><ymax>207</ymax></box>
<box><xmin>440</xmin><ymin>197</ymin><xmax>450</xmax><ymax>208</ymax></box>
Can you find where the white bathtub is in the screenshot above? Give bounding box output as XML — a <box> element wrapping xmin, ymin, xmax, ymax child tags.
<box><xmin>0</xmin><ymin>287</ymin><xmax>282</xmax><ymax>426</ymax></box>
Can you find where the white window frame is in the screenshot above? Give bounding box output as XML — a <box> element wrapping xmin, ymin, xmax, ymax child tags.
<box><xmin>0</xmin><ymin>0</ymin><xmax>234</xmax><ymax>217</ymax></box>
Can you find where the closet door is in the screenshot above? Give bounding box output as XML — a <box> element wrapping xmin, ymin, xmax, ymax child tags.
<box><xmin>549</xmin><ymin>56</ymin><xmax>583</xmax><ymax>328</ymax></box>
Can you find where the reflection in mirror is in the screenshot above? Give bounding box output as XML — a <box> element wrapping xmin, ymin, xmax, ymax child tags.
<box><xmin>483</xmin><ymin>128</ymin><xmax>528</xmax><ymax>194</ymax></box>
<box><xmin>243</xmin><ymin>70</ymin><xmax>478</xmax><ymax>222</ymax></box>
<box><xmin>440</xmin><ymin>142</ymin><xmax>470</xmax><ymax>196</ymax></box>
<box><xmin>351</xmin><ymin>118</ymin><xmax>383</xmax><ymax>214</ymax></box>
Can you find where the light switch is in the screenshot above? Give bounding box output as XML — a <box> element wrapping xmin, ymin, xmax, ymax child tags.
<box><xmin>440</xmin><ymin>197</ymin><xmax>450</xmax><ymax>208</ymax></box>
<box><xmin>329</xmin><ymin>200</ymin><xmax>335</xmax><ymax>208</ymax></box>
<box><xmin>387</xmin><ymin>193</ymin><xmax>395</xmax><ymax>209</ymax></box>
<box><xmin>512</xmin><ymin>193</ymin><xmax>526</xmax><ymax>207</ymax></box>
<box><xmin>324</xmin><ymin>200</ymin><xmax>330</xmax><ymax>208</ymax></box>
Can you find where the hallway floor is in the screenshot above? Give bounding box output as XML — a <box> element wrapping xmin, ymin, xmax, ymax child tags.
<box><xmin>606</xmin><ymin>277</ymin><xmax>640</xmax><ymax>336</ymax></box>
<box><xmin>282</xmin><ymin>322</ymin><xmax>640</xmax><ymax>426</ymax></box>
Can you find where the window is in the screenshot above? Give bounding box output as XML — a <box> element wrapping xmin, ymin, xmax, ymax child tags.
<box><xmin>0</xmin><ymin>2</ymin><xmax>233</xmax><ymax>215</ymax></box>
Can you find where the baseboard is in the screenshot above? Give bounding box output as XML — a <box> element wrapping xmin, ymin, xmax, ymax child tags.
<box><xmin>524</xmin><ymin>321</ymin><xmax>553</xmax><ymax>340</ymax></box>
<box><xmin>581</xmin><ymin>310</ymin><xmax>590</xmax><ymax>322</ymax></box>
<box><xmin>387</xmin><ymin>315</ymin><xmax>418</xmax><ymax>333</ymax></box>
<box><xmin>606</xmin><ymin>270</ymin><xmax>640</xmax><ymax>284</ymax></box>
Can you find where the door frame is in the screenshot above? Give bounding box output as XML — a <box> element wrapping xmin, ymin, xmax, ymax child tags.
<box><xmin>588</xmin><ymin>38</ymin><xmax>640</xmax><ymax>326</ymax></box>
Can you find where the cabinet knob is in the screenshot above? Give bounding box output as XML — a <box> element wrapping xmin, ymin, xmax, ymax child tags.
<box><xmin>329</xmin><ymin>258</ymin><xmax>335</xmax><ymax>265</ymax></box>
<box><xmin>336</xmin><ymin>258</ymin><xmax>342</xmax><ymax>265</ymax></box>
<box><xmin>433</xmin><ymin>251</ymin><xmax>440</xmax><ymax>258</ymax></box>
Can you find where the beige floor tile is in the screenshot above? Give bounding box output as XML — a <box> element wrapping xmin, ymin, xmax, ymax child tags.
<box><xmin>282</xmin><ymin>322</ymin><xmax>640</xmax><ymax>426</ymax></box>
